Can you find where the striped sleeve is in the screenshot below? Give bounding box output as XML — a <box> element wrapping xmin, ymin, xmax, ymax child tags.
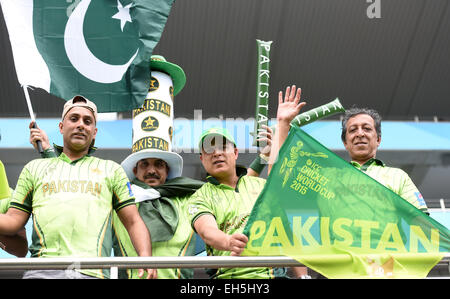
<box><xmin>188</xmin><ymin>185</ymin><xmax>215</xmax><ymax>230</ymax></box>
<box><xmin>397</xmin><ymin>169</ymin><xmax>428</xmax><ymax>213</ymax></box>
<box><xmin>10</xmin><ymin>163</ymin><xmax>35</xmax><ymax>214</ymax></box>
<box><xmin>110</xmin><ymin>162</ymin><xmax>135</xmax><ymax>211</ymax></box>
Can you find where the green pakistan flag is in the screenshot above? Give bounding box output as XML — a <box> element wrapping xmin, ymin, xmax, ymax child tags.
<box><xmin>1</xmin><ymin>0</ymin><xmax>175</xmax><ymax>112</ymax></box>
<box><xmin>242</xmin><ymin>126</ymin><xmax>450</xmax><ymax>278</ymax></box>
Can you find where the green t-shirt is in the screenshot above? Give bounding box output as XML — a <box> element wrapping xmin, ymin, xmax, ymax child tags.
<box><xmin>188</xmin><ymin>169</ymin><xmax>286</xmax><ymax>279</ymax></box>
<box><xmin>10</xmin><ymin>153</ymin><xmax>134</xmax><ymax>279</ymax></box>
<box><xmin>352</xmin><ymin>159</ymin><xmax>428</xmax><ymax>213</ymax></box>
<box><xmin>113</xmin><ymin>194</ymin><xmax>197</xmax><ymax>279</ymax></box>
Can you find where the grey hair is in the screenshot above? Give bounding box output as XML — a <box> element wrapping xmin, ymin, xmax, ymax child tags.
<box><xmin>341</xmin><ymin>107</ymin><xmax>382</xmax><ymax>142</ymax></box>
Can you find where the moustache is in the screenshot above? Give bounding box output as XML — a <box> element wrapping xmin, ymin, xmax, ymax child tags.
<box><xmin>144</xmin><ymin>173</ymin><xmax>161</xmax><ymax>180</ymax></box>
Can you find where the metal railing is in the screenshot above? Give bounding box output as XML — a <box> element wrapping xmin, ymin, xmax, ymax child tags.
<box><xmin>0</xmin><ymin>254</ymin><xmax>449</xmax><ymax>278</ymax></box>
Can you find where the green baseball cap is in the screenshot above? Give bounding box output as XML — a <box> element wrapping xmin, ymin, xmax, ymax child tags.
<box><xmin>198</xmin><ymin>127</ymin><xmax>236</xmax><ymax>152</ymax></box>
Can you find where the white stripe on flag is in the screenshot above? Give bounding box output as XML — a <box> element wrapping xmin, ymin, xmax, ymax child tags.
<box><xmin>0</xmin><ymin>0</ymin><xmax>50</xmax><ymax>90</ymax></box>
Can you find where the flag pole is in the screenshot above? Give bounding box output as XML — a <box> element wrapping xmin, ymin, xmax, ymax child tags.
<box><xmin>22</xmin><ymin>85</ymin><xmax>43</xmax><ymax>154</ymax></box>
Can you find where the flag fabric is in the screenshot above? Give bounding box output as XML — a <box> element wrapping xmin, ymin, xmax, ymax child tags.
<box><xmin>242</xmin><ymin>126</ymin><xmax>450</xmax><ymax>278</ymax></box>
<box><xmin>0</xmin><ymin>0</ymin><xmax>175</xmax><ymax>112</ymax></box>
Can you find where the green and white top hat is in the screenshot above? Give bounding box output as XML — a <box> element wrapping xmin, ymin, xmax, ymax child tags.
<box><xmin>149</xmin><ymin>55</ymin><xmax>186</xmax><ymax>96</ymax></box>
<box><xmin>121</xmin><ymin>55</ymin><xmax>185</xmax><ymax>180</ymax></box>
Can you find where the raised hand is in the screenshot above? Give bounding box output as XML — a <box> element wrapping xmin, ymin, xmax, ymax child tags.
<box><xmin>277</xmin><ymin>85</ymin><xmax>306</xmax><ymax>124</ymax></box>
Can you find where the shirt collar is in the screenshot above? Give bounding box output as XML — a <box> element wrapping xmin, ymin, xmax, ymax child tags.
<box><xmin>57</xmin><ymin>148</ymin><xmax>93</xmax><ymax>164</ymax></box>
<box><xmin>53</xmin><ymin>143</ymin><xmax>97</xmax><ymax>156</ymax></box>
<box><xmin>206</xmin><ymin>165</ymin><xmax>247</xmax><ymax>189</ymax></box>
<box><xmin>350</xmin><ymin>158</ymin><xmax>385</xmax><ymax>171</ymax></box>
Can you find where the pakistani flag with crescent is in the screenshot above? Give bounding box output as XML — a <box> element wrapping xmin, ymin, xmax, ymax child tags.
<box><xmin>0</xmin><ymin>0</ymin><xmax>175</xmax><ymax>112</ymax></box>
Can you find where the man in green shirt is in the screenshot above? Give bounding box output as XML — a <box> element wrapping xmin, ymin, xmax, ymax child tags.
<box><xmin>0</xmin><ymin>96</ymin><xmax>155</xmax><ymax>279</ymax></box>
<box><xmin>29</xmin><ymin>113</ymin><xmax>200</xmax><ymax>279</ymax></box>
<box><xmin>189</xmin><ymin>85</ymin><xmax>306</xmax><ymax>279</ymax></box>
<box><xmin>112</xmin><ymin>122</ymin><xmax>274</xmax><ymax>279</ymax></box>
<box><xmin>113</xmin><ymin>157</ymin><xmax>203</xmax><ymax>279</ymax></box>
<box><xmin>341</xmin><ymin>107</ymin><xmax>428</xmax><ymax>213</ymax></box>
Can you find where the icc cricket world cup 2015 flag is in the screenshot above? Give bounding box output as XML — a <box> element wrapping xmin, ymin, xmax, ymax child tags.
<box><xmin>242</xmin><ymin>126</ymin><xmax>450</xmax><ymax>278</ymax></box>
<box><xmin>0</xmin><ymin>0</ymin><xmax>175</xmax><ymax>112</ymax></box>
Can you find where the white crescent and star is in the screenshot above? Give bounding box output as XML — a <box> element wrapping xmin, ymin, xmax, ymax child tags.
<box><xmin>112</xmin><ymin>0</ymin><xmax>132</xmax><ymax>32</ymax></box>
<box><xmin>64</xmin><ymin>0</ymin><xmax>138</xmax><ymax>84</ymax></box>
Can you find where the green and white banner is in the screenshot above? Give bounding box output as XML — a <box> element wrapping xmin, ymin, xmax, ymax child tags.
<box><xmin>0</xmin><ymin>0</ymin><xmax>175</xmax><ymax>112</ymax></box>
<box><xmin>243</xmin><ymin>126</ymin><xmax>450</xmax><ymax>278</ymax></box>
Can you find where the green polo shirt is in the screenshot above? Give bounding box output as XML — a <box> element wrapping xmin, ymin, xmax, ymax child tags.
<box><xmin>189</xmin><ymin>167</ymin><xmax>287</xmax><ymax>279</ymax></box>
<box><xmin>10</xmin><ymin>153</ymin><xmax>135</xmax><ymax>279</ymax></box>
<box><xmin>351</xmin><ymin>158</ymin><xmax>428</xmax><ymax>213</ymax></box>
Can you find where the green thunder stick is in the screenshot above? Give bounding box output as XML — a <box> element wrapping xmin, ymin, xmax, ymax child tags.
<box><xmin>253</xmin><ymin>39</ymin><xmax>272</xmax><ymax>146</ymax></box>
<box><xmin>291</xmin><ymin>98</ymin><xmax>345</xmax><ymax>127</ymax></box>
<box><xmin>269</xmin><ymin>98</ymin><xmax>345</xmax><ymax>132</ymax></box>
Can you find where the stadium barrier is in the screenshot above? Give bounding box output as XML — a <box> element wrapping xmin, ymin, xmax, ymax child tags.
<box><xmin>0</xmin><ymin>255</ymin><xmax>449</xmax><ymax>279</ymax></box>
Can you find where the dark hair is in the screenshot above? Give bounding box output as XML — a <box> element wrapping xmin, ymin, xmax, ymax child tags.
<box><xmin>341</xmin><ymin>107</ymin><xmax>382</xmax><ymax>142</ymax></box>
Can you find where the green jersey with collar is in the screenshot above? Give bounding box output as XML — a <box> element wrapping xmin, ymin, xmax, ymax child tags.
<box><xmin>351</xmin><ymin>158</ymin><xmax>428</xmax><ymax>213</ymax></box>
<box><xmin>188</xmin><ymin>169</ymin><xmax>287</xmax><ymax>279</ymax></box>
<box><xmin>10</xmin><ymin>153</ymin><xmax>135</xmax><ymax>279</ymax></box>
